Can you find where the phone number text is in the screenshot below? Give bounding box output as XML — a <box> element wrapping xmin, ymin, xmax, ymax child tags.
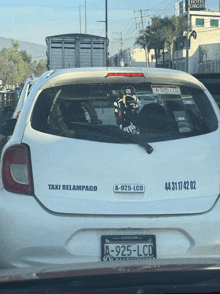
<box><xmin>165</xmin><ymin>181</ymin><xmax>196</xmax><ymax>191</ymax></box>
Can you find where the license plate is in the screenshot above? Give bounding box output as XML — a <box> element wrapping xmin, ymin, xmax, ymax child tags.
<box><xmin>113</xmin><ymin>184</ymin><xmax>145</xmax><ymax>193</ymax></box>
<box><xmin>151</xmin><ymin>85</ymin><xmax>181</xmax><ymax>95</ymax></box>
<box><xmin>101</xmin><ymin>235</ymin><xmax>156</xmax><ymax>261</ymax></box>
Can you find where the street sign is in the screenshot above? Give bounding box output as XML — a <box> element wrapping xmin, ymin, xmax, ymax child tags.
<box><xmin>185</xmin><ymin>0</ymin><xmax>205</xmax><ymax>11</ymax></box>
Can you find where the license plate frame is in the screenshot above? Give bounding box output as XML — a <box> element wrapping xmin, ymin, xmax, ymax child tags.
<box><xmin>101</xmin><ymin>235</ymin><xmax>156</xmax><ymax>261</ymax></box>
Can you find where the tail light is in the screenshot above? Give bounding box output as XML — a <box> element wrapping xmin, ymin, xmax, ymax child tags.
<box><xmin>2</xmin><ymin>145</ymin><xmax>34</xmax><ymax>195</ymax></box>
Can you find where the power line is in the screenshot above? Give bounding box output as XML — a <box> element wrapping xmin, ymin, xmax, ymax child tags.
<box><xmin>110</xmin><ymin>35</ymin><xmax>137</xmax><ymax>44</ymax></box>
<box><xmin>153</xmin><ymin>0</ymin><xmax>176</xmax><ymax>8</ymax></box>
<box><xmin>0</xmin><ymin>3</ymin><xmax>80</xmax><ymax>8</ymax></box>
<box><xmin>153</xmin><ymin>2</ymin><xmax>177</xmax><ymax>13</ymax></box>
<box><xmin>0</xmin><ymin>4</ymin><xmax>140</xmax><ymax>11</ymax></box>
<box><xmin>121</xmin><ymin>19</ymin><xmax>137</xmax><ymax>37</ymax></box>
<box><xmin>149</xmin><ymin>0</ymin><xmax>176</xmax><ymax>13</ymax></box>
<box><xmin>120</xmin><ymin>12</ymin><xmax>136</xmax><ymax>34</ymax></box>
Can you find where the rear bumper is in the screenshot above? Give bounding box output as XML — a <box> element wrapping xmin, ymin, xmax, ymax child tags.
<box><xmin>1</xmin><ymin>189</ymin><xmax>220</xmax><ymax>268</ymax></box>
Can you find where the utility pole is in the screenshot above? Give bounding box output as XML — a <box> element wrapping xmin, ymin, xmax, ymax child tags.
<box><xmin>114</xmin><ymin>32</ymin><xmax>123</xmax><ymax>50</ymax></box>
<box><xmin>105</xmin><ymin>0</ymin><xmax>108</xmax><ymax>41</ymax></box>
<box><xmin>113</xmin><ymin>32</ymin><xmax>124</xmax><ymax>66</ymax></box>
<box><xmin>105</xmin><ymin>0</ymin><xmax>108</xmax><ymax>66</ymax></box>
<box><xmin>186</xmin><ymin>0</ymin><xmax>190</xmax><ymax>73</ymax></box>
<box><xmin>134</xmin><ymin>9</ymin><xmax>149</xmax><ymax>67</ymax></box>
<box><xmin>97</xmin><ymin>0</ymin><xmax>108</xmax><ymax>66</ymax></box>
<box><xmin>119</xmin><ymin>32</ymin><xmax>124</xmax><ymax>66</ymax></box>
<box><xmin>119</xmin><ymin>32</ymin><xmax>123</xmax><ymax>51</ymax></box>
<box><xmin>85</xmin><ymin>0</ymin><xmax>87</xmax><ymax>33</ymax></box>
<box><xmin>79</xmin><ymin>5</ymin><xmax>84</xmax><ymax>34</ymax></box>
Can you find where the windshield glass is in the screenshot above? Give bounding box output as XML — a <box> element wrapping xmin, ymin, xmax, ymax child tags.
<box><xmin>31</xmin><ymin>83</ymin><xmax>218</xmax><ymax>144</ymax></box>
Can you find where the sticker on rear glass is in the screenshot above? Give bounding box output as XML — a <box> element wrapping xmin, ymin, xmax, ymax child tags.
<box><xmin>173</xmin><ymin>111</ymin><xmax>192</xmax><ymax>133</ymax></box>
<box><xmin>182</xmin><ymin>96</ymin><xmax>195</xmax><ymax>104</ymax></box>
<box><xmin>151</xmin><ymin>85</ymin><xmax>181</xmax><ymax>95</ymax></box>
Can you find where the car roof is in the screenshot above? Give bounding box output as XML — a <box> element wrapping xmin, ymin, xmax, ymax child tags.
<box><xmin>38</xmin><ymin>67</ymin><xmax>206</xmax><ymax>91</ymax></box>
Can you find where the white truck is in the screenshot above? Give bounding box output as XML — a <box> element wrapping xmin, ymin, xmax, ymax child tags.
<box><xmin>45</xmin><ymin>33</ymin><xmax>108</xmax><ymax>70</ymax></box>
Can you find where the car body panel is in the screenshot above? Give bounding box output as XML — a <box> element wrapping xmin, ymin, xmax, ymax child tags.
<box><xmin>1</xmin><ymin>189</ymin><xmax>220</xmax><ymax>267</ymax></box>
<box><xmin>22</xmin><ymin>123</ymin><xmax>220</xmax><ymax>215</ymax></box>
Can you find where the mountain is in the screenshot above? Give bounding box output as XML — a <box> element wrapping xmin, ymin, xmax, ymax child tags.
<box><xmin>0</xmin><ymin>37</ymin><xmax>46</xmax><ymax>62</ymax></box>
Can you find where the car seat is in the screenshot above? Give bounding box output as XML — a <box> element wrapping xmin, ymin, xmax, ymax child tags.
<box><xmin>138</xmin><ymin>103</ymin><xmax>176</xmax><ymax>133</ymax></box>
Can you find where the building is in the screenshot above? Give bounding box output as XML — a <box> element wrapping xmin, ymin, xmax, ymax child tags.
<box><xmin>109</xmin><ymin>3</ymin><xmax>220</xmax><ymax>75</ymax></box>
<box><xmin>172</xmin><ymin>8</ymin><xmax>220</xmax><ymax>74</ymax></box>
<box><xmin>109</xmin><ymin>48</ymin><xmax>156</xmax><ymax>68</ymax></box>
<box><xmin>175</xmin><ymin>1</ymin><xmax>186</xmax><ymax>16</ymax></box>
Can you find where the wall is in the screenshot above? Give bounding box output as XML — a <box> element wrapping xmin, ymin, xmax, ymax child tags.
<box><xmin>109</xmin><ymin>48</ymin><xmax>156</xmax><ymax>67</ymax></box>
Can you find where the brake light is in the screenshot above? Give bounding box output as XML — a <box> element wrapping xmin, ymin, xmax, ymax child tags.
<box><xmin>2</xmin><ymin>145</ymin><xmax>34</xmax><ymax>195</ymax></box>
<box><xmin>107</xmin><ymin>73</ymin><xmax>144</xmax><ymax>77</ymax></box>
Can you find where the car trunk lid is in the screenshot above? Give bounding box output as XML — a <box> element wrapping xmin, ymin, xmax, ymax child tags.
<box><xmin>22</xmin><ymin>124</ymin><xmax>220</xmax><ymax>215</ymax></box>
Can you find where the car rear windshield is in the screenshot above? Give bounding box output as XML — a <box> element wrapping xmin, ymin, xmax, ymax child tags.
<box><xmin>31</xmin><ymin>82</ymin><xmax>218</xmax><ymax>144</ymax></box>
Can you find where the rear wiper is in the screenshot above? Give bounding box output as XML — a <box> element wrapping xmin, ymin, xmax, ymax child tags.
<box><xmin>101</xmin><ymin>125</ymin><xmax>154</xmax><ymax>154</ymax></box>
<box><xmin>128</xmin><ymin>134</ymin><xmax>153</xmax><ymax>154</ymax></box>
<box><xmin>72</xmin><ymin>123</ymin><xmax>154</xmax><ymax>154</ymax></box>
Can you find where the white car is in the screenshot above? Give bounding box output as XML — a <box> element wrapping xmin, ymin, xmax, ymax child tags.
<box><xmin>0</xmin><ymin>67</ymin><xmax>220</xmax><ymax>268</ymax></box>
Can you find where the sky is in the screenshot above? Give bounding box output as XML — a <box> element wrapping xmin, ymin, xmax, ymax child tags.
<box><xmin>0</xmin><ymin>0</ymin><xmax>219</xmax><ymax>55</ymax></box>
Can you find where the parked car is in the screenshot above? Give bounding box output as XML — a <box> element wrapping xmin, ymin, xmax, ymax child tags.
<box><xmin>0</xmin><ymin>67</ymin><xmax>220</xmax><ymax>268</ymax></box>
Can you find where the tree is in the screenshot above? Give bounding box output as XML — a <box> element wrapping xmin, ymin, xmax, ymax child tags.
<box><xmin>2</xmin><ymin>40</ymin><xmax>27</xmax><ymax>85</ymax></box>
<box><xmin>162</xmin><ymin>16</ymin><xmax>187</xmax><ymax>68</ymax></box>
<box><xmin>134</xmin><ymin>29</ymin><xmax>151</xmax><ymax>66</ymax></box>
<box><xmin>1</xmin><ymin>41</ymin><xmax>48</xmax><ymax>86</ymax></box>
<box><xmin>135</xmin><ymin>15</ymin><xmax>187</xmax><ymax>68</ymax></box>
<box><xmin>33</xmin><ymin>60</ymin><xmax>47</xmax><ymax>77</ymax></box>
<box><xmin>148</xmin><ymin>17</ymin><xmax>168</xmax><ymax>67</ymax></box>
<box><xmin>0</xmin><ymin>52</ymin><xmax>15</xmax><ymax>85</ymax></box>
<box><xmin>135</xmin><ymin>16</ymin><xmax>168</xmax><ymax>67</ymax></box>
<box><xmin>20</xmin><ymin>50</ymin><xmax>32</xmax><ymax>63</ymax></box>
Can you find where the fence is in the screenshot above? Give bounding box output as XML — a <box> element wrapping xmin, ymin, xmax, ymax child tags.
<box><xmin>196</xmin><ymin>59</ymin><xmax>220</xmax><ymax>74</ymax></box>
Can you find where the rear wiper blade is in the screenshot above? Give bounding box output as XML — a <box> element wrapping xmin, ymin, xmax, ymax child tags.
<box><xmin>72</xmin><ymin>123</ymin><xmax>154</xmax><ymax>154</ymax></box>
<box><xmin>128</xmin><ymin>135</ymin><xmax>153</xmax><ymax>154</ymax></box>
<box><xmin>101</xmin><ymin>125</ymin><xmax>154</xmax><ymax>154</ymax></box>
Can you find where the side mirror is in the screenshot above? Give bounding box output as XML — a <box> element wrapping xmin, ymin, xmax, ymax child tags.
<box><xmin>1</xmin><ymin>119</ymin><xmax>17</xmax><ymax>136</ymax></box>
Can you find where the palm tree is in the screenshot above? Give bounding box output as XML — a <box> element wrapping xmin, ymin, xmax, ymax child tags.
<box><xmin>135</xmin><ymin>26</ymin><xmax>151</xmax><ymax>66</ymax></box>
<box><xmin>135</xmin><ymin>16</ymin><xmax>168</xmax><ymax>67</ymax></box>
<box><xmin>149</xmin><ymin>17</ymin><xmax>167</xmax><ymax>67</ymax></box>
<box><xmin>135</xmin><ymin>16</ymin><xmax>187</xmax><ymax>68</ymax></box>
